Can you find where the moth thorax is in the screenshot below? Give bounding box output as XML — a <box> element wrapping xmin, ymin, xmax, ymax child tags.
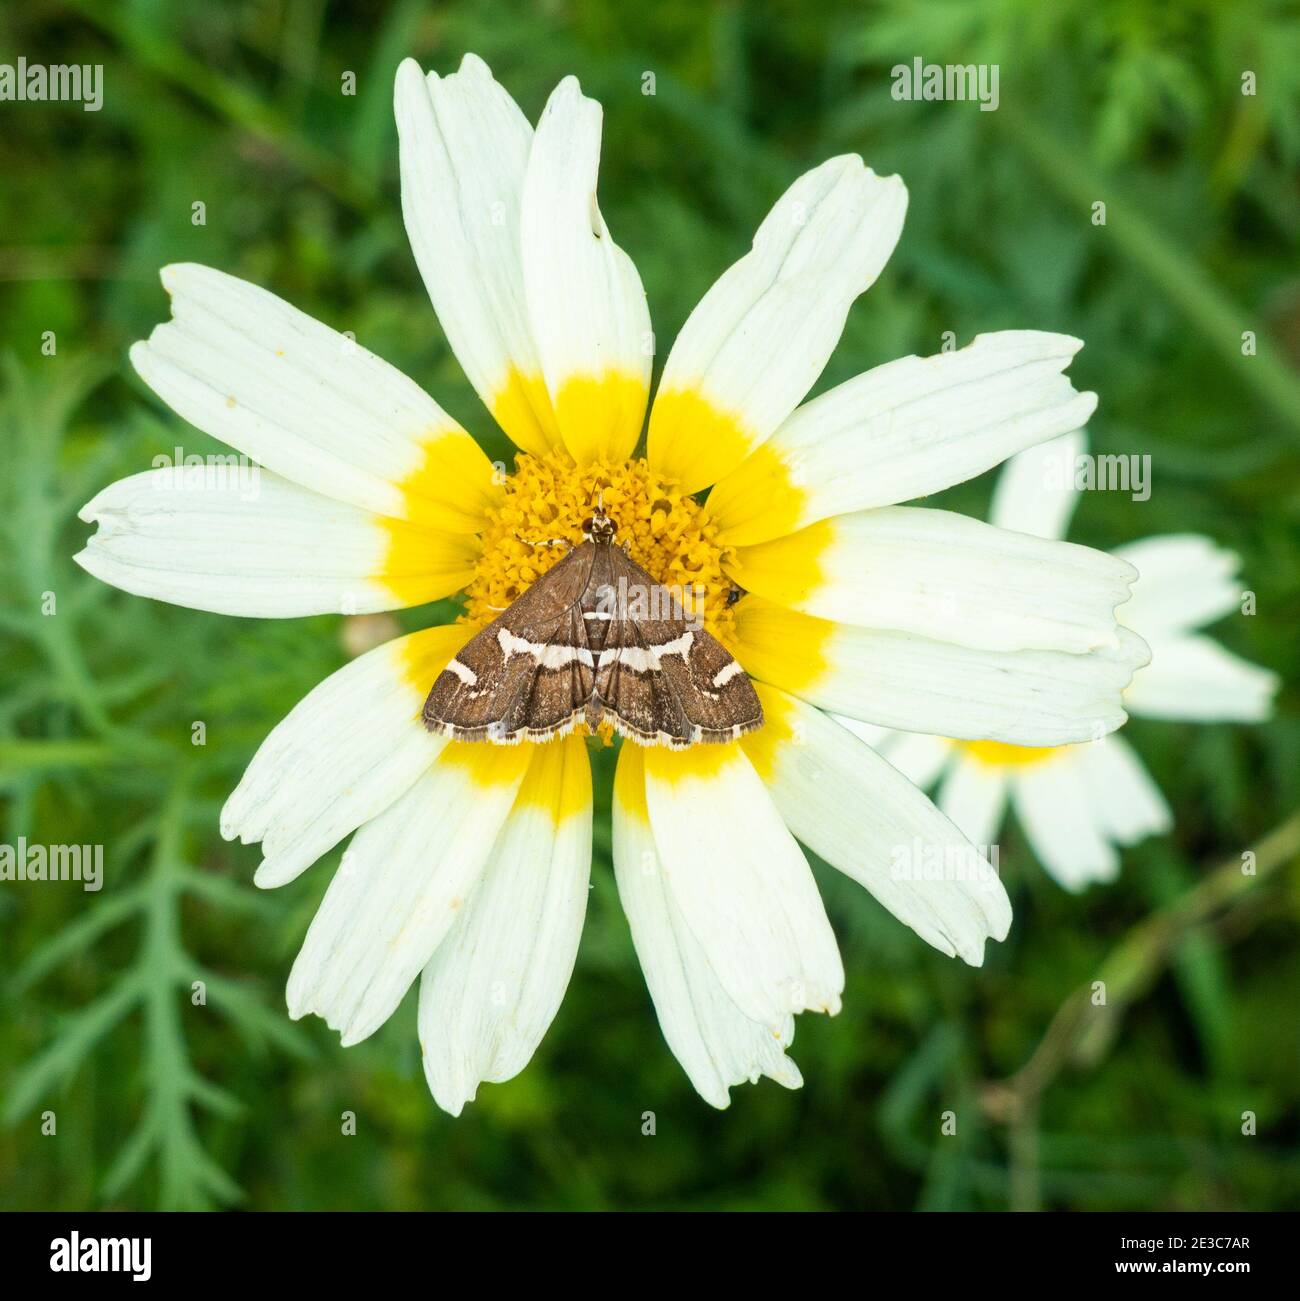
<box><xmin>582</xmin><ymin>509</ymin><xmax>617</xmax><ymax>544</ymax></box>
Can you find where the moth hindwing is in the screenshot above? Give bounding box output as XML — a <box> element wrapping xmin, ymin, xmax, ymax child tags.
<box><xmin>422</xmin><ymin>526</ymin><xmax>762</xmax><ymax>748</ymax></box>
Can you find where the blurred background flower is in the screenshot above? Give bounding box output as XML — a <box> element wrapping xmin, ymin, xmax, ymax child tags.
<box><xmin>0</xmin><ymin>0</ymin><xmax>1296</xmax><ymax>1211</ymax></box>
<box><xmin>857</xmin><ymin>428</ymin><xmax>1280</xmax><ymax>892</ymax></box>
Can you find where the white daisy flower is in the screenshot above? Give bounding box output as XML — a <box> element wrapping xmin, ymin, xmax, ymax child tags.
<box><xmin>74</xmin><ymin>54</ymin><xmax>1150</xmax><ymax>1112</ymax></box>
<box><xmin>859</xmin><ymin>429</ymin><xmax>1279</xmax><ymax>892</ymax></box>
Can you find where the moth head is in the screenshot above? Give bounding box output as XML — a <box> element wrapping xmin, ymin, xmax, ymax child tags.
<box><xmin>582</xmin><ymin>508</ymin><xmax>617</xmax><ymax>544</ymax></box>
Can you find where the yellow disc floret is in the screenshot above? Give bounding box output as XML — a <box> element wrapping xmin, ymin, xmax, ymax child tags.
<box><xmin>962</xmin><ymin>740</ymin><xmax>1068</xmax><ymax>768</ymax></box>
<box><xmin>463</xmin><ymin>450</ymin><xmax>740</xmax><ymax>648</ymax></box>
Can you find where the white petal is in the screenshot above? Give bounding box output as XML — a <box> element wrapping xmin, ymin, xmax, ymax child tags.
<box><xmin>641</xmin><ymin>746</ymin><xmax>844</xmax><ymax>1029</ymax></box>
<box><xmin>935</xmin><ymin>757</ymin><xmax>1010</xmax><ymax>858</ymax></box>
<box><xmin>419</xmin><ymin>737</ymin><xmax>592</xmax><ymax>1116</ymax></box>
<box><xmin>1125</xmin><ymin>632</ymin><xmax>1279</xmax><ymax>722</ymax></box>
<box><xmin>394</xmin><ymin>55</ymin><xmax>561</xmax><ymax>457</ymax></box>
<box><xmin>831</xmin><ymin>715</ymin><xmax>892</xmax><ymax>748</ymax></box>
<box><xmin>989</xmin><ymin>428</ymin><xmax>1087</xmax><ymax>541</ymax></box>
<box><xmin>1074</xmin><ymin>734</ymin><xmax>1172</xmax><ymax>846</ymax></box>
<box><xmin>75</xmin><ymin>467</ymin><xmax>477</xmax><ymax>618</ymax></box>
<box><xmin>649</xmin><ymin>156</ymin><xmax>907</xmax><ymax>492</ymax></box>
<box><xmin>221</xmin><ymin>625</ymin><xmax>465</xmax><ymax>887</ymax></box>
<box><xmin>733</xmin><ymin>596</ymin><xmax>1151</xmax><ymax>746</ymax></box>
<box><xmin>613</xmin><ymin>746</ymin><xmax>802</xmax><ymax>1108</ymax></box>
<box><xmin>1114</xmin><ymin>534</ymin><xmax>1245</xmax><ymax>635</ymax></box>
<box><xmin>286</xmin><ymin>744</ymin><xmax>531</xmax><ymax>1045</ymax></box>
<box><xmin>131</xmin><ymin>263</ymin><xmax>497</xmax><ymax>530</ymax></box>
<box><xmin>708</xmin><ymin>331</ymin><xmax>1096</xmax><ymax>546</ymax></box>
<box><xmin>520</xmin><ymin>77</ymin><xmax>651</xmax><ymax>463</ymax></box>
<box><xmin>744</xmin><ymin>685</ymin><xmax>1010</xmax><ymax>966</ymax></box>
<box><xmin>727</xmin><ymin>504</ymin><xmax>1136</xmax><ymax>653</ymax></box>
<box><xmin>869</xmin><ymin>728</ymin><xmax>955</xmax><ymax>789</ymax></box>
<box><xmin>1010</xmin><ymin>756</ymin><xmax>1118</xmax><ymax>891</ymax></box>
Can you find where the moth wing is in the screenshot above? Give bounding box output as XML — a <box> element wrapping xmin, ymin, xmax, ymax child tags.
<box><xmin>489</xmin><ymin>601</ymin><xmax>597</xmax><ymax>741</ymax></box>
<box><xmin>593</xmin><ymin>617</ymin><xmax>694</xmax><ymax>745</ymax></box>
<box><xmin>422</xmin><ymin>545</ymin><xmax>596</xmax><ymax>741</ymax></box>
<box><xmin>653</xmin><ymin>623</ymin><xmax>762</xmax><ymax>741</ymax></box>
<box><xmin>594</xmin><ymin>549</ymin><xmax>763</xmax><ymax>746</ymax></box>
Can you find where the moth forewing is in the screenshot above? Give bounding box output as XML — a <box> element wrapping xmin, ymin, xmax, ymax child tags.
<box><xmin>421</xmin><ymin>543</ymin><xmax>596</xmax><ymax>744</ymax></box>
<box><xmin>588</xmin><ymin>546</ymin><xmax>763</xmax><ymax>746</ymax></box>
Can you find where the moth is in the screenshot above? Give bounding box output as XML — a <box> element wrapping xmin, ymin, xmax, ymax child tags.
<box><xmin>422</xmin><ymin>507</ymin><xmax>763</xmax><ymax>748</ymax></box>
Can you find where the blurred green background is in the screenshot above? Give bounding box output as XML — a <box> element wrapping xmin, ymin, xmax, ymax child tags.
<box><xmin>2</xmin><ymin>0</ymin><xmax>1298</xmax><ymax>1211</ymax></box>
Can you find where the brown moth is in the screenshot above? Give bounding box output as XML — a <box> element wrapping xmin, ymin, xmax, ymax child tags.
<box><xmin>422</xmin><ymin>507</ymin><xmax>763</xmax><ymax>748</ymax></box>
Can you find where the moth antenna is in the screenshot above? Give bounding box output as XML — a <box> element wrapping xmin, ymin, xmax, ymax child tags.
<box><xmin>513</xmin><ymin>531</ymin><xmax>571</xmax><ymax>551</ymax></box>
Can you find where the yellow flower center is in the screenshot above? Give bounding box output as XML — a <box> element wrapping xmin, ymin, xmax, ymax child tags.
<box><xmin>961</xmin><ymin>739</ymin><xmax>1067</xmax><ymax>768</ymax></box>
<box><xmin>463</xmin><ymin>450</ymin><xmax>740</xmax><ymax>646</ymax></box>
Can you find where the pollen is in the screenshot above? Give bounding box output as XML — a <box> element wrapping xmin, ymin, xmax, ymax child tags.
<box><xmin>463</xmin><ymin>450</ymin><xmax>740</xmax><ymax>648</ymax></box>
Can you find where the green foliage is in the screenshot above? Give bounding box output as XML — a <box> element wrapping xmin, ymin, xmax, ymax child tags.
<box><xmin>1</xmin><ymin>0</ymin><xmax>1297</xmax><ymax>1210</ymax></box>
